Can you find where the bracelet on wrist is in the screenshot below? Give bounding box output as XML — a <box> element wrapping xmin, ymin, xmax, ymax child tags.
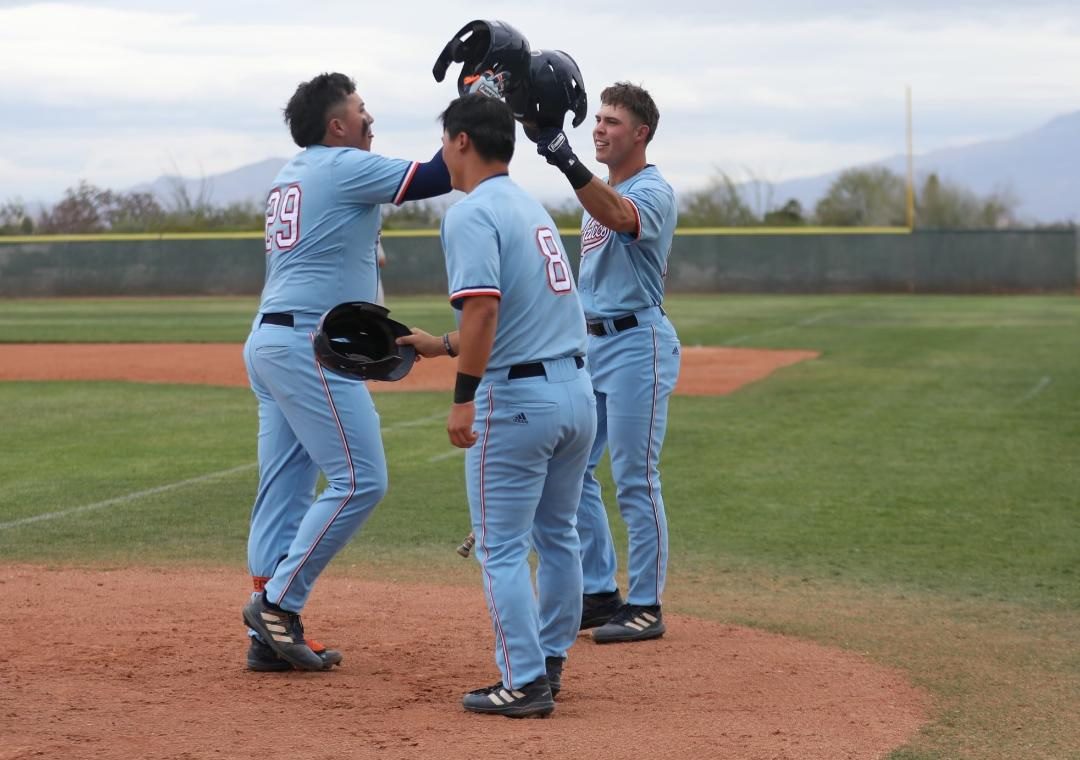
<box><xmin>454</xmin><ymin>372</ymin><xmax>481</xmax><ymax>404</ymax></box>
<box><xmin>442</xmin><ymin>332</ymin><xmax>458</xmax><ymax>358</ymax></box>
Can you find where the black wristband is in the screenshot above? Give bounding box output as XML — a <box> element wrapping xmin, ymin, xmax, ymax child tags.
<box><xmin>454</xmin><ymin>372</ymin><xmax>481</xmax><ymax>404</ymax></box>
<box><xmin>563</xmin><ymin>160</ymin><xmax>594</xmax><ymax>191</ymax></box>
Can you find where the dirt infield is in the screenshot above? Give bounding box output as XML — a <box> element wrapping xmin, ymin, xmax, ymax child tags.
<box><xmin>1</xmin><ymin>565</ymin><xmax>926</xmax><ymax>760</ymax></box>
<box><xmin>2</xmin><ymin>343</ymin><xmax>931</xmax><ymax>758</ymax></box>
<box><xmin>0</xmin><ymin>343</ymin><xmax>819</xmax><ymax>396</ymax></box>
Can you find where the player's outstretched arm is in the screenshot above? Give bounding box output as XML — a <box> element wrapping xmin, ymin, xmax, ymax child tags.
<box><xmin>396</xmin><ymin>328</ymin><xmax>458</xmax><ymax>360</ymax></box>
<box><xmin>535</xmin><ymin>129</ymin><xmax>638</xmax><ymax>234</ymax></box>
<box><xmin>398</xmin><ymin>149</ymin><xmax>453</xmax><ymax>202</ymax></box>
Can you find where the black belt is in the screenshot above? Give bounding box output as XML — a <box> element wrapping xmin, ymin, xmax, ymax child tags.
<box><xmin>508</xmin><ymin>355</ymin><xmax>584</xmax><ymax>379</ymax></box>
<box><xmin>587</xmin><ymin>314</ymin><xmax>638</xmax><ymax>337</ymax></box>
<box><xmin>260</xmin><ymin>312</ymin><xmax>294</xmax><ymax>327</ymax></box>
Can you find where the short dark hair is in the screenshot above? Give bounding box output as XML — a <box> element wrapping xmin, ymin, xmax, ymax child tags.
<box><xmin>600</xmin><ymin>82</ymin><xmax>660</xmax><ymax>144</ymax></box>
<box><xmin>284</xmin><ymin>72</ymin><xmax>355</xmax><ymax>148</ymax></box>
<box><xmin>440</xmin><ymin>94</ymin><xmax>515</xmax><ymax>164</ymax></box>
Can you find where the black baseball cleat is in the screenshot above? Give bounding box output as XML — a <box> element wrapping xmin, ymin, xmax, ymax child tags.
<box><xmin>545</xmin><ymin>656</ymin><xmax>564</xmax><ymax>699</ymax></box>
<box><xmin>242</xmin><ymin>594</ymin><xmax>327</xmax><ymax>671</ymax></box>
<box><xmin>592</xmin><ymin>603</ymin><xmax>666</xmax><ymax>643</ymax></box>
<box><xmin>246</xmin><ymin>635</ymin><xmax>343</xmax><ymax>672</ymax></box>
<box><xmin>462</xmin><ymin>676</ymin><xmax>555</xmax><ymax>718</ymax></box>
<box><xmin>580</xmin><ymin>589</ymin><xmax>624</xmax><ymax>630</ymax></box>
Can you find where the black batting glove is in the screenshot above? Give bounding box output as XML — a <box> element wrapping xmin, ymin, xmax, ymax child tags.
<box><xmin>535</xmin><ymin>128</ymin><xmax>577</xmax><ymax>171</ymax></box>
<box><xmin>536</xmin><ymin>128</ymin><xmax>594</xmax><ymax>190</ymax></box>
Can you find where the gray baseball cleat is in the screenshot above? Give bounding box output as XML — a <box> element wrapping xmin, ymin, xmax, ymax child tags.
<box><xmin>462</xmin><ymin>676</ymin><xmax>555</xmax><ymax>718</ymax></box>
<box><xmin>580</xmin><ymin>589</ymin><xmax>624</xmax><ymax>630</ymax></box>
<box><xmin>246</xmin><ymin>635</ymin><xmax>343</xmax><ymax>672</ymax></box>
<box><xmin>242</xmin><ymin>594</ymin><xmax>327</xmax><ymax>671</ymax></box>
<box><xmin>592</xmin><ymin>603</ymin><xmax>666</xmax><ymax>643</ymax></box>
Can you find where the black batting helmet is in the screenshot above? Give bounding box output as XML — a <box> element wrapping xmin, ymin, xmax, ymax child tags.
<box><xmin>433</xmin><ymin>20</ymin><xmax>532</xmax><ymax>103</ymax></box>
<box><xmin>514</xmin><ymin>49</ymin><xmax>588</xmax><ymax>133</ymax></box>
<box><xmin>312</xmin><ymin>302</ymin><xmax>416</xmax><ymax>382</ymax></box>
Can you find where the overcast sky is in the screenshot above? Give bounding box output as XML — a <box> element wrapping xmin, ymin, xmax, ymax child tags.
<box><xmin>2</xmin><ymin>0</ymin><xmax>1079</xmax><ymax>204</ymax></box>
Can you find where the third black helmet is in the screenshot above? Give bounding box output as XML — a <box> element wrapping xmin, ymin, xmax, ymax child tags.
<box><xmin>312</xmin><ymin>302</ymin><xmax>415</xmax><ymax>382</ymax></box>
<box><xmin>513</xmin><ymin>49</ymin><xmax>588</xmax><ymax>133</ymax></box>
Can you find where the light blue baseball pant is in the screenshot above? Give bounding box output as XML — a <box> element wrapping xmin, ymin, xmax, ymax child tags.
<box><xmin>578</xmin><ymin>307</ymin><xmax>681</xmax><ymax>605</ymax></box>
<box><xmin>467</xmin><ymin>356</ymin><xmax>596</xmax><ymax>690</ymax></box>
<box><xmin>243</xmin><ymin>315</ymin><xmax>387</xmax><ymax>613</ymax></box>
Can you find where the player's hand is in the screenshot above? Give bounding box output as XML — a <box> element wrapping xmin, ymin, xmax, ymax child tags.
<box><xmin>397</xmin><ymin>328</ymin><xmax>443</xmax><ymax>360</ymax></box>
<box><xmin>535</xmin><ymin>127</ymin><xmax>593</xmax><ymax>190</ymax></box>
<box><xmin>535</xmin><ymin>128</ymin><xmax>577</xmax><ymax>171</ymax></box>
<box><xmin>464</xmin><ymin>69</ymin><xmax>513</xmax><ymax>100</ymax></box>
<box><xmin>448</xmin><ymin>402</ymin><xmax>478</xmax><ymax>448</ymax></box>
<box><xmin>465</xmin><ymin>70</ymin><xmax>505</xmax><ymax>99</ymax></box>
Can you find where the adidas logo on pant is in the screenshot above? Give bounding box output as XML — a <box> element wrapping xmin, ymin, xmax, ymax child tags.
<box><xmin>511</xmin><ymin>412</ymin><xmax>529</xmax><ymax>425</ymax></box>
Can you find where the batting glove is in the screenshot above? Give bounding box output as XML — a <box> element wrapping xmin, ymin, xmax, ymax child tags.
<box><xmin>535</xmin><ymin>128</ymin><xmax>593</xmax><ymax>190</ymax></box>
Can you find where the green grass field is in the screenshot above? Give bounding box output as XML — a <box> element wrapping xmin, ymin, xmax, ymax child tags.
<box><xmin>2</xmin><ymin>294</ymin><xmax>1078</xmax><ymax>759</ymax></box>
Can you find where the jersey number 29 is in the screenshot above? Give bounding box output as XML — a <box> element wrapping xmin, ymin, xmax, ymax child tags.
<box><xmin>265</xmin><ymin>184</ymin><xmax>302</xmax><ymax>253</ymax></box>
<box><xmin>536</xmin><ymin>227</ymin><xmax>572</xmax><ymax>294</ymax></box>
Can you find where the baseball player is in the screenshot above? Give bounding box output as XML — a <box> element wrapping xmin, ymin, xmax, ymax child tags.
<box><xmin>241</xmin><ymin>72</ymin><xmax>452</xmax><ymax>672</ymax></box>
<box><xmin>532</xmin><ymin>82</ymin><xmax>681</xmax><ymax>643</ymax></box>
<box><xmin>399</xmin><ymin>94</ymin><xmax>595</xmax><ymax>717</ymax></box>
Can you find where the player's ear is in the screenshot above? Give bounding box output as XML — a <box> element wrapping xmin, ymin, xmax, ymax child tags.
<box><xmin>634</xmin><ymin>122</ymin><xmax>650</xmax><ymax>144</ymax></box>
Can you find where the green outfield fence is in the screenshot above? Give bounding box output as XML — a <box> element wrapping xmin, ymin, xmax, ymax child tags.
<box><xmin>0</xmin><ymin>228</ymin><xmax>1075</xmax><ymax>296</ymax></box>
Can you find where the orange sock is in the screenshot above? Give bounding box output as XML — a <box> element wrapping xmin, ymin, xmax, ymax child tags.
<box><xmin>252</xmin><ymin>576</ymin><xmax>270</xmax><ymax>593</ymax></box>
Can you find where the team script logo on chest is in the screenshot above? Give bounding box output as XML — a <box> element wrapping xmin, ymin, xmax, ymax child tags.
<box><xmin>581</xmin><ymin>217</ymin><xmax>611</xmax><ymax>256</ymax></box>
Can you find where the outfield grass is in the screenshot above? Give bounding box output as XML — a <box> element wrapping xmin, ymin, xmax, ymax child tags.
<box><xmin>1</xmin><ymin>294</ymin><xmax>1078</xmax><ymax>759</ymax></box>
<box><xmin>0</xmin><ymin>296</ymin><xmax>455</xmax><ymax>343</ymax></box>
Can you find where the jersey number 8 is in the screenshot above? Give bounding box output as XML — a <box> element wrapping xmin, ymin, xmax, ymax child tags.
<box><xmin>265</xmin><ymin>184</ymin><xmax>302</xmax><ymax>253</ymax></box>
<box><xmin>536</xmin><ymin>227</ymin><xmax>572</xmax><ymax>294</ymax></box>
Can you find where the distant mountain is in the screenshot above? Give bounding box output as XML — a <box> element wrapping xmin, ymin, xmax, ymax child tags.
<box><xmin>128</xmin><ymin>156</ymin><xmax>463</xmax><ymax>213</ymax></box>
<box><xmin>130</xmin><ymin>158</ymin><xmax>288</xmax><ymax>208</ymax></box>
<box><xmin>766</xmin><ymin>110</ymin><xmax>1080</xmax><ymax>223</ymax></box>
<box><xmin>129</xmin><ymin>110</ymin><xmax>1080</xmax><ymax>223</ymax></box>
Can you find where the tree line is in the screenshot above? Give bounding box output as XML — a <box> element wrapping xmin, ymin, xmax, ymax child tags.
<box><xmin>675</xmin><ymin>167</ymin><xmax>1019</xmax><ymax>228</ymax></box>
<box><xmin>0</xmin><ymin>181</ymin><xmax>265</xmax><ymax>236</ymax></box>
<box><xmin>0</xmin><ymin>167</ymin><xmax>1037</xmax><ymax>235</ymax></box>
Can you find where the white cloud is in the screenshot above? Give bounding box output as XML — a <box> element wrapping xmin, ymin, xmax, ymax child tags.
<box><xmin>1</xmin><ymin>1</ymin><xmax>1079</xmax><ymax>203</ymax></box>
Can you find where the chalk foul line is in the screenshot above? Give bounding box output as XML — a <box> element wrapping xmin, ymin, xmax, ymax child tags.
<box><xmin>2</xmin><ymin>412</ymin><xmax>448</xmax><ymax>531</ymax></box>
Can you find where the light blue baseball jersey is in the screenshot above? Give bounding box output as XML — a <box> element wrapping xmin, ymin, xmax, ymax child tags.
<box><xmin>577</xmin><ymin>165</ymin><xmax>677</xmax><ymax>320</ymax></box>
<box><xmin>245</xmin><ymin>143</ymin><xmax>422</xmax><ymax>616</ymax></box>
<box><xmin>572</xmin><ymin>163</ymin><xmax>681</xmax><ymax>610</ymax></box>
<box><xmin>260</xmin><ymin>145</ymin><xmax>419</xmax><ymax>315</ymax></box>
<box><xmin>445</xmin><ymin>173</ymin><xmax>596</xmax><ymax>691</ymax></box>
<box><xmin>441</xmin><ymin>174</ymin><xmax>587</xmax><ymax>369</ymax></box>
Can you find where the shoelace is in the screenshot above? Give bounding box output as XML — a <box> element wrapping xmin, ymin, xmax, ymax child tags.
<box><xmin>292</xmin><ymin>613</ymin><xmax>305</xmax><ymax>637</ymax></box>
<box><xmin>272</xmin><ymin>608</ymin><xmax>306</xmax><ymax>643</ymax></box>
<box><xmin>471</xmin><ymin>681</ymin><xmax>512</xmax><ymax>696</ymax></box>
<box><xmin>608</xmin><ymin>604</ymin><xmax>657</xmax><ymax>626</ymax></box>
